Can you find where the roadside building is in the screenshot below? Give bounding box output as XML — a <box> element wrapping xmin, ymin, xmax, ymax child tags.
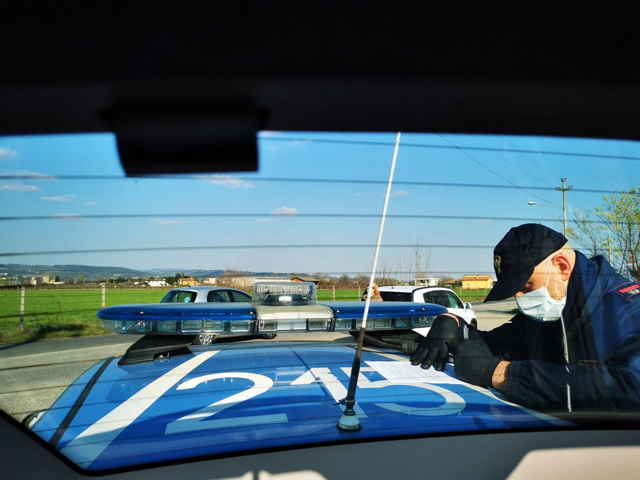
<box><xmin>203</xmin><ymin>276</ymin><xmax>217</xmax><ymax>285</ymax></box>
<box><xmin>413</xmin><ymin>277</ymin><xmax>439</xmax><ymax>287</ymax></box>
<box><xmin>461</xmin><ymin>275</ymin><xmax>494</xmax><ymax>290</ymax></box>
<box><xmin>178</xmin><ymin>277</ymin><xmax>199</xmax><ymax>286</ymax></box>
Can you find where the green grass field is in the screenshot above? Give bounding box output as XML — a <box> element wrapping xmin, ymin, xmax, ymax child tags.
<box><xmin>0</xmin><ymin>289</ymin><xmax>167</xmax><ymax>343</ymax></box>
<box><xmin>317</xmin><ymin>290</ymin><xmax>362</xmax><ymax>301</ymax></box>
<box><xmin>0</xmin><ymin>287</ymin><xmax>487</xmax><ymax>343</ymax></box>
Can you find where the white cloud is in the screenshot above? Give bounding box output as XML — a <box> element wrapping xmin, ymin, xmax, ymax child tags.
<box><xmin>270</xmin><ymin>207</ymin><xmax>300</xmax><ymax>216</ymax></box>
<box><xmin>0</xmin><ymin>147</ymin><xmax>18</xmax><ymax>160</ymax></box>
<box><xmin>256</xmin><ymin>218</ymin><xmax>272</xmax><ymax>222</ymax></box>
<box><xmin>196</xmin><ymin>175</ymin><xmax>255</xmax><ymax>189</ymax></box>
<box><xmin>389</xmin><ymin>190</ymin><xmax>409</xmax><ymax>197</ymax></box>
<box><xmin>42</xmin><ymin>194</ymin><xmax>76</xmax><ymax>203</ymax></box>
<box><xmin>1</xmin><ymin>183</ymin><xmax>43</xmax><ymax>192</ymax></box>
<box><xmin>0</xmin><ymin>169</ymin><xmax>56</xmax><ymax>181</ymax></box>
<box><xmin>152</xmin><ymin>219</ymin><xmax>184</xmax><ymax>226</ymax></box>
<box><xmin>85</xmin><ymin>201</ymin><xmax>98</xmax><ymax>206</ymax></box>
<box><xmin>51</xmin><ymin>213</ymin><xmax>84</xmax><ymax>221</ymax></box>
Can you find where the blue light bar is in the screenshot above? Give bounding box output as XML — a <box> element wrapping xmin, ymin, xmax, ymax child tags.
<box><xmin>97</xmin><ymin>303</ymin><xmax>257</xmax><ymax>335</ymax></box>
<box><xmin>97</xmin><ymin>301</ymin><xmax>448</xmax><ymax>336</ymax></box>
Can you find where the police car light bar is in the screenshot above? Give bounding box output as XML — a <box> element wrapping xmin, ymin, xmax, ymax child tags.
<box><xmin>96</xmin><ymin>282</ymin><xmax>448</xmax><ymax>336</ymax></box>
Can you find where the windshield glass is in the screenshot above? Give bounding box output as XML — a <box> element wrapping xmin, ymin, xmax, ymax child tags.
<box><xmin>379</xmin><ymin>291</ymin><xmax>412</xmax><ymax>302</ymax></box>
<box><xmin>161</xmin><ymin>290</ymin><xmax>197</xmax><ymax>303</ymax></box>
<box><xmin>2</xmin><ymin>131</ymin><xmax>640</xmax><ymax>471</ymax></box>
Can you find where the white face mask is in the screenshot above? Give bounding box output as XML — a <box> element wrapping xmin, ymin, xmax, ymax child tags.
<box><xmin>515</xmin><ymin>260</ymin><xmax>567</xmax><ymax>322</ymax></box>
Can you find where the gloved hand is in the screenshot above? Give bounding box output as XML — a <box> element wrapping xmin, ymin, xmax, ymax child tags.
<box><xmin>410</xmin><ymin>314</ymin><xmax>465</xmax><ymax>371</ymax></box>
<box><xmin>454</xmin><ymin>340</ymin><xmax>501</xmax><ymax>387</ymax></box>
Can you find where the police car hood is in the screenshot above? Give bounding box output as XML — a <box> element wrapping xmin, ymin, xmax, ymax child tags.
<box><xmin>31</xmin><ymin>342</ymin><xmax>569</xmax><ymax>471</ymax></box>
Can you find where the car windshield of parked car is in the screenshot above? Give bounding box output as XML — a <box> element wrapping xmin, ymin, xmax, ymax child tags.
<box><xmin>161</xmin><ymin>290</ymin><xmax>197</xmax><ymax>303</ymax></box>
<box><xmin>379</xmin><ymin>291</ymin><xmax>413</xmax><ymax>301</ymax></box>
<box><xmin>2</xmin><ymin>131</ymin><xmax>640</xmax><ymax>471</ymax></box>
<box><xmin>229</xmin><ymin>290</ymin><xmax>252</xmax><ymax>302</ymax></box>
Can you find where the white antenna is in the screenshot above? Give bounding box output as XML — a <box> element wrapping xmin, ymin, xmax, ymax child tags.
<box><xmin>338</xmin><ymin>131</ymin><xmax>401</xmax><ymax>431</ymax></box>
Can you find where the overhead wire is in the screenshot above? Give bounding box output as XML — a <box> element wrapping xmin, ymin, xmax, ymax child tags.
<box><xmin>498</xmin><ymin>134</ymin><xmax>561</xmax><ymax>181</ymax></box>
<box><xmin>468</xmin><ymin>135</ymin><xmax>557</xmax><ymax>188</ymax></box>
<box><xmin>436</xmin><ymin>133</ymin><xmax>563</xmax><ymax>206</ymax></box>
<box><xmin>259</xmin><ymin>135</ymin><xmax>640</xmax><ymax>164</ymax></box>
<box><xmin>0</xmin><ymin>174</ymin><xmax>633</xmax><ymax>196</ymax></box>
<box><xmin>0</xmin><ymin>211</ymin><xmax>627</xmax><ymax>226</ymax></box>
<box><xmin>0</xmin><ymin>243</ymin><xmax>498</xmax><ymax>258</ymax></box>
<box><xmin>2</xmin><ymin>134</ymin><xmax>637</xmax><ymax>264</ymax></box>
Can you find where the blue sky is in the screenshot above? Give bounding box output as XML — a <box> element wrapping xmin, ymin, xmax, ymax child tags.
<box><xmin>1</xmin><ymin>131</ymin><xmax>639</xmax><ymax>280</ymax></box>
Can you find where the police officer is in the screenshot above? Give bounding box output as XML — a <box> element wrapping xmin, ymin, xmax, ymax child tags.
<box><xmin>410</xmin><ymin>223</ymin><xmax>640</xmax><ymax>412</ymax></box>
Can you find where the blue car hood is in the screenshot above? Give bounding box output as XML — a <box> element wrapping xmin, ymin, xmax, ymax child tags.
<box><xmin>32</xmin><ymin>342</ymin><xmax>569</xmax><ymax>471</ymax></box>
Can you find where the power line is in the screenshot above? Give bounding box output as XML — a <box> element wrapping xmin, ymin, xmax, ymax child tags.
<box><xmin>469</xmin><ymin>135</ymin><xmax>556</xmax><ymax>188</ymax></box>
<box><xmin>0</xmin><ymin>174</ymin><xmax>630</xmax><ymax>196</ymax></box>
<box><xmin>260</xmin><ymin>135</ymin><xmax>640</xmax><ymax>163</ymax></box>
<box><xmin>436</xmin><ymin>133</ymin><xmax>563</xmax><ymax>207</ymax></box>
<box><xmin>0</xmin><ymin>243</ymin><xmax>498</xmax><ymax>258</ymax></box>
<box><xmin>498</xmin><ymin>135</ymin><xmax>561</xmax><ymax>181</ymax></box>
<box><xmin>0</xmin><ymin>211</ymin><xmax>628</xmax><ymax>226</ymax></box>
<box><xmin>1</xmin><ymin>137</ymin><xmax>640</xmax><ymax>183</ymax></box>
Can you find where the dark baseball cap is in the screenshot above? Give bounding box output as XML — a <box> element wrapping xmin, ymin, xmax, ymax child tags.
<box><xmin>484</xmin><ymin>223</ymin><xmax>568</xmax><ymax>302</ymax></box>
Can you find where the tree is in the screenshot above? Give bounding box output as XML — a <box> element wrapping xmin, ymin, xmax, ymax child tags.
<box><xmin>338</xmin><ymin>274</ymin><xmax>351</xmax><ymax>285</ymax></box>
<box><xmin>408</xmin><ymin>237</ymin><xmax>432</xmax><ymax>284</ymax></box>
<box><xmin>568</xmin><ymin>187</ymin><xmax>640</xmax><ymax>278</ymax></box>
<box><xmin>54</xmin><ymin>275</ymin><xmax>60</xmax><ymax>282</ymax></box>
<box><xmin>566</xmin><ymin>208</ymin><xmax>607</xmax><ymax>258</ymax></box>
<box><xmin>78</xmin><ymin>275</ymin><xmax>85</xmax><ymax>284</ymax></box>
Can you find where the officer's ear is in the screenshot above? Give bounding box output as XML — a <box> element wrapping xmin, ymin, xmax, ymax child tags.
<box><xmin>552</xmin><ymin>253</ymin><xmax>572</xmax><ymax>281</ymax></box>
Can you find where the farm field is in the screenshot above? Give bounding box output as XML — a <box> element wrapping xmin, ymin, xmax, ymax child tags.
<box><xmin>0</xmin><ymin>289</ymin><xmax>167</xmax><ymax>343</ymax></box>
<box><xmin>0</xmin><ymin>287</ymin><xmax>488</xmax><ymax>343</ymax></box>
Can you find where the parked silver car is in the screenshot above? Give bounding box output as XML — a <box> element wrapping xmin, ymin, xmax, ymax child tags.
<box><xmin>160</xmin><ymin>286</ymin><xmax>277</xmax><ymax>344</ymax></box>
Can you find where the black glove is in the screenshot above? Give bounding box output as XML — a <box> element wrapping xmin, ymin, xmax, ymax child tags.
<box><xmin>454</xmin><ymin>340</ymin><xmax>501</xmax><ymax>387</ymax></box>
<box><xmin>410</xmin><ymin>314</ymin><xmax>465</xmax><ymax>371</ymax></box>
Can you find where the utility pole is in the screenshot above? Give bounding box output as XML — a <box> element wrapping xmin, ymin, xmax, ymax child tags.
<box><xmin>555</xmin><ymin>178</ymin><xmax>573</xmax><ymax>237</ymax></box>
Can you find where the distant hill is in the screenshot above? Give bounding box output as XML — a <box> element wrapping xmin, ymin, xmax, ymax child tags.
<box><xmin>0</xmin><ymin>264</ymin><xmax>293</xmax><ymax>281</ymax></box>
<box><xmin>1</xmin><ymin>264</ymin><xmax>149</xmax><ymax>281</ymax></box>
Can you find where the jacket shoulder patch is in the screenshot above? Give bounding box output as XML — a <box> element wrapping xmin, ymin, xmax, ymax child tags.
<box><xmin>615</xmin><ymin>282</ymin><xmax>640</xmax><ymax>303</ymax></box>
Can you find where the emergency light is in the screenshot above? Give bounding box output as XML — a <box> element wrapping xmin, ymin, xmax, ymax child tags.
<box><xmin>97</xmin><ymin>282</ymin><xmax>447</xmax><ymax>336</ymax></box>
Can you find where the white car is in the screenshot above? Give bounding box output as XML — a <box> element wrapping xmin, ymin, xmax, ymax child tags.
<box><xmin>376</xmin><ymin>286</ymin><xmax>478</xmax><ymax>328</ymax></box>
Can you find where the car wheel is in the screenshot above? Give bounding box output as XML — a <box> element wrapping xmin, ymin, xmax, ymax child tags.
<box><xmin>470</xmin><ymin>319</ymin><xmax>478</xmax><ymax>329</ymax></box>
<box><xmin>193</xmin><ymin>334</ymin><xmax>215</xmax><ymax>345</ymax></box>
<box><xmin>261</xmin><ymin>333</ymin><xmax>277</xmax><ymax>339</ymax></box>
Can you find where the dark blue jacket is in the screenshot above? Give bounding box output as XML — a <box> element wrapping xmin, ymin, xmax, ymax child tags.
<box><xmin>480</xmin><ymin>251</ymin><xmax>640</xmax><ymax>412</ymax></box>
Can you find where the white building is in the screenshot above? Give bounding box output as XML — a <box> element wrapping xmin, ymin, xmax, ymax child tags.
<box><xmin>413</xmin><ymin>277</ymin><xmax>440</xmax><ymax>287</ymax></box>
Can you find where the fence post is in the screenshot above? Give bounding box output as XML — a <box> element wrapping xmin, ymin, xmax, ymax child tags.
<box><xmin>102</xmin><ymin>284</ymin><xmax>106</xmax><ymax>308</ymax></box>
<box><xmin>19</xmin><ymin>286</ymin><xmax>25</xmax><ymax>333</ymax></box>
<box><xmin>357</xmin><ymin>285</ymin><xmax>360</xmax><ymax>300</ymax></box>
<box><xmin>332</xmin><ymin>285</ymin><xmax>336</xmax><ymax>301</ymax></box>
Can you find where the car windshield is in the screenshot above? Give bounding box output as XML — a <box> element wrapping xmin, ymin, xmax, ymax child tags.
<box><xmin>2</xmin><ymin>131</ymin><xmax>640</xmax><ymax>471</ymax></box>
<box><xmin>161</xmin><ymin>290</ymin><xmax>197</xmax><ymax>303</ymax></box>
<box><xmin>379</xmin><ymin>291</ymin><xmax>412</xmax><ymax>302</ymax></box>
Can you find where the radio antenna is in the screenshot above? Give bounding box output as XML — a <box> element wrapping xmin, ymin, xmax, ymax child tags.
<box><xmin>338</xmin><ymin>131</ymin><xmax>401</xmax><ymax>431</ymax></box>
